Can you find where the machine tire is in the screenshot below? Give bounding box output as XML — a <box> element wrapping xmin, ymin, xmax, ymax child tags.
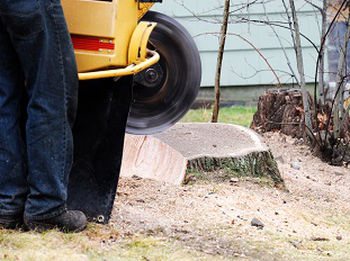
<box><xmin>126</xmin><ymin>11</ymin><xmax>202</xmax><ymax>135</ymax></box>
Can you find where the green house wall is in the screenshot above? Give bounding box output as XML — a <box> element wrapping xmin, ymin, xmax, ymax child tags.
<box><xmin>153</xmin><ymin>0</ymin><xmax>322</xmax><ymax>87</ymax></box>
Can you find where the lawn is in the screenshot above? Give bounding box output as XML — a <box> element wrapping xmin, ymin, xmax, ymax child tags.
<box><xmin>0</xmin><ymin>225</ymin><xmax>216</xmax><ymax>260</ymax></box>
<box><xmin>181</xmin><ymin>106</ymin><xmax>257</xmax><ymax>127</ymax></box>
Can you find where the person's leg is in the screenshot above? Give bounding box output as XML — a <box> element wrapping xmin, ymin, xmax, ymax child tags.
<box><xmin>0</xmin><ymin>18</ymin><xmax>27</xmax><ymax>228</ymax></box>
<box><xmin>0</xmin><ymin>0</ymin><xmax>80</xmax><ymax>223</ymax></box>
<box><xmin>327</xmin><ymin>22</ymin><xmax>347</xmax><ymax>100</ymax></box>
<box><xmin>345</xmin><ymin>26</ymin><xmax>350</xmax><ymax>101</ymax></box>
<box><xmin>328</xmin><ymin>22</ymin><xmax>346</xmax><ymax>82</ymax></box>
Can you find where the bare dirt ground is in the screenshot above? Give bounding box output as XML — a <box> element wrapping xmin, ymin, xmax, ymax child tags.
<box><xmin>108</xmin><ymin>132</ymin><xmax>350</xmax><ymax>260</ymax></box>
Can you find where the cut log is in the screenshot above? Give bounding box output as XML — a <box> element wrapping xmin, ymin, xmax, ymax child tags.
<box><xmin>120</xmin><ymin>123</ymin><xmax>284</xmax><ymax>187</ymax></box>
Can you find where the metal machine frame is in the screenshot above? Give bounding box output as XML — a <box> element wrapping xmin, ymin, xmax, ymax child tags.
<box><xmin>61</xmin><ymin>0</ymin><xmax>160</xmax><ymax>80</ymax></box>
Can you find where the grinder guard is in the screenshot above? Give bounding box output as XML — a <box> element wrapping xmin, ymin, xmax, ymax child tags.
<box><xmin>67</xmin><ymin>76</ymin><xmax>133</xmax><ymax>223</ymax></box>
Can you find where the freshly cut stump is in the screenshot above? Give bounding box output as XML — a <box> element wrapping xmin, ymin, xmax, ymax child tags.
<box><xmin>120</xmin><ymin>123</ymin><xmax>283</xmax><ymax>186</ymax></box>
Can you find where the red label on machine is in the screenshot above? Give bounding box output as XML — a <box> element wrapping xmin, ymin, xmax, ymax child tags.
<box><xmin>71</xmin><ymin>35</ymin><xmax>115</xmax><ymax>52</ymax></box>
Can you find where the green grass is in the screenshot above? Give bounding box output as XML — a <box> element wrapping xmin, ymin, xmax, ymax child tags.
<box><xmin>0</xmin><ymin>227</ymin><xmax>222</xmax><ymax>261</ymax></box>
<box><xmin>181</xmin><ymin>106</ymin><xmax>257</xmax><ymax>127</ymax></box>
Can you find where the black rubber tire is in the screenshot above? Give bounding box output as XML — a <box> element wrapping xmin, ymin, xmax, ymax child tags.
<box><xmin>126</xmin><ymin>11</ymin><xmax>202</xmax><ymax>135</ymax></box>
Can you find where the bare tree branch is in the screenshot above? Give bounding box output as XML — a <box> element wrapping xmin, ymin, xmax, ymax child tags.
<box><xmin>288</xmin><ymin>0</ymin><xmax>313</xmax><ymax>139</ymax></box>
<box><xmin>212</xmin><ymin>0</ymin><xmax>230</xmax><ymax>123</ymax></box>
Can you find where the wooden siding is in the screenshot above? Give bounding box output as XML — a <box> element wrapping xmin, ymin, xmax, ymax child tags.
<box><xmin>153</xmin><ymin>0</ymin><xmax>322</xmax><ymax>87</ymax></box>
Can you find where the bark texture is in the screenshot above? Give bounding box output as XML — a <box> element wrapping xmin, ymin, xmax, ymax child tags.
<box><xmin>251</xmin><ymin>88</ymin><xmax>311</xmax><ymax>138</ymax></box>
<box><xmin>187</xmin><ymin>151</ymin><xmax>284</xmax><ymax>187</ymax></box>
<box><xmin>211</xmin><ymin>0</ymin><xmax>230</xmax><ymax>123</ymax></box>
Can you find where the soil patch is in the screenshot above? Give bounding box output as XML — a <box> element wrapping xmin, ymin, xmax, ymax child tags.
<box><xmin>109</xmin><ymin>131</ymin><xmax>350</xmax><ymax>260</ymax></box>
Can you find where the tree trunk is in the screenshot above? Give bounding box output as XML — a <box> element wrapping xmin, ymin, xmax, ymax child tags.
<box><xmin>289</xmin><ymin>0</ymin><xmax>313</xmax><ymax>139</ymax></box>
<box><xmin>318</xmin><ymin>0</ymin><xmax>328</xmax><ymax>104</ymax></box>
<box><xmin>211</xmin><ymin>0</ymin><xmax>230</xmax><ymax>123</ymax></box>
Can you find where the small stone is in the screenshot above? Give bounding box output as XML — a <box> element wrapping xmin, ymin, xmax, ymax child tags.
<box><xmin>290</xmin><ymin>240</ymin><xmax>302</xmax><ymax>249</ymax></box>
<box><xmin>334</xmin><ymin>171</ymin><xmax>344</xmax><ymax>176</ymax></box>
<box><xmin>311</xmin><ymin>237</ymin><xmax>330</xmax><ymax>241</ymax></box>
<box><xmin>274</xmin><ymin>211</ymin><xmax>279</xmax><ymax>215</ymax></box>
<box><xmin>174</xmin><ymin>228</ymin><xmax>189</xmax><ymax>234</ymax></box>
<box><xmin>136</xmin><ymin>199</ymin><xmax>145</xmax><ymax>203</ymax></box>
<box><xmin>311</xmin><ymin>221</ymin><xmax>318</xmax><ymax>226</ymax></box>
<box><xmin>229</xmin><ymin>178</ymin><xmax>239</xmax><ymax>183</ymax></box>
<box><xmin>275</xmin><ymin>155</ymin><xmax>285</xmax><ymax>164</ymax></box>
<box><xmin>231</xmin><ymin>219</ymin><xmax>235</xmax><ymax>225</ymax></box>
<box><xmin>251</xmin><ymin>218</ymin><xmax>264</xmax><ymax>229</ymax></box>
<box><xmin>290</xmin><ymin>162</ymin><xmax>301</xmax><ymax>170</ymax></box>
<box><xmin>184</xmin><ymin>174</ymin><xmax>197</xmax><ymax>184</ymax></box>
<box><xmin>132</xmin><ymin>175</ymin><xmax>142</xmax><ymax>180</ymax></box>
<box><xmin>336</xmin><ymin>235</ymin><xmax>342</xmax><ymax>241</ymax></box>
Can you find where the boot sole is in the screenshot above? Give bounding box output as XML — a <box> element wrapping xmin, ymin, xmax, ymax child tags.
<box><xmin>25</xmin><ymin>221</ymin><xmax>87</xmax><ymax>233</ymax></box>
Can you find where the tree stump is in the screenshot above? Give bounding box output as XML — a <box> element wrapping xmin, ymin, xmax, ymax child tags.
<box><xmin>121</xmin><ymin>123</ymin><xmax>284</xmax><ymax>187</ymax></box>
<box><xmin>251</xmin><ymin>88</ymin><xmax>350</xmax><ymax>165</ymax></box>
<box><xmin>251</xmin><ymin>88</ymin><xmax>312</xmax><ymax>138</ymax></box>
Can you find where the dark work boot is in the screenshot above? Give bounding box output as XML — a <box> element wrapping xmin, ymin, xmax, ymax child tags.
<box><xmin>24</xmin><ymin>210</ymin><xmax>87</xmax><ymax>233</ymax></box>
<box><xmin>0</xmin><ymin>213</ymin><xmax>23</xmax><ymax>230</ymax></box>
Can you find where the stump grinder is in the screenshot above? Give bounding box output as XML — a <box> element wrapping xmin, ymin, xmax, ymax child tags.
<box><xmin>61</xmin><ymin>0</ymin><xmax>201</xmax><ymax>223</ymax></box>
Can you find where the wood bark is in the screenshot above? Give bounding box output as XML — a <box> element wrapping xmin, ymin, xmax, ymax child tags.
<box><xmin>319</xmin><ymin>0</ymin><xmax>328</xmax><ymax>103</ymax></box>
<box><xmin>289</xmin><ymin>0</ymin><xmax>313</xmax><ymax>138</ymax></box>
<box><xmin>187</xmin><ymin>151</ymin><xmax>284</xmax><ymax>188</ymax></box>
<box><xmin>211</xmin><ymin>0</ymin><xmax>230</xmax><ymax>123</ymax></box>
<box><xmin>251</xmin><ymin>88</ymin><xmax>313</xmax><ymax>138</ymax></box>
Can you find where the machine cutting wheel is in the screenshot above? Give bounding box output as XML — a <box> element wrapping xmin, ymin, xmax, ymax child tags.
<box><xmin>127</xmin><ymin>11</ymin><xmax>202</xmax><ymax>135</ymax></box>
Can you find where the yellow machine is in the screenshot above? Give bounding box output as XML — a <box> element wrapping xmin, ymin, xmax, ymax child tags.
<box><xmin>63</xmin><ymin>1</ymin><xmax>201</xmax><ymax>223</ymax></box>
<box><xmin>61</xmin><ymin>0</ymin><xmax>201</xmax><ymax>134</ymax></box>
<box><xmin>61</xmin><ymin>0</ymin><xmax>158</xmax><ymax>80</ymax></box>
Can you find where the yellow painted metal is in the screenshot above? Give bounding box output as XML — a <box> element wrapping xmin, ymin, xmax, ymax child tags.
<box><xmin>61</xmin><ymin>0</ymin><xmax>157</xmax><ymax>74</ymax></box>
<box><xmin>128</xmin><ymin>22</ymin><xmax>157</xmax><ymax>64</ymax></box>
<box><xmin>78</xmin><ymin>51</ymin><xmax>160</xmax><ymax>80</ymax></box>
<box><xmin>61</xmin><ymin>1</ymin><xmax>116</xmax><ymax>38</ymax></box>
<box><xmin>137</xmin><ymin>3</ymin><xmax>155</xmax><ymax>20</ymax></box>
